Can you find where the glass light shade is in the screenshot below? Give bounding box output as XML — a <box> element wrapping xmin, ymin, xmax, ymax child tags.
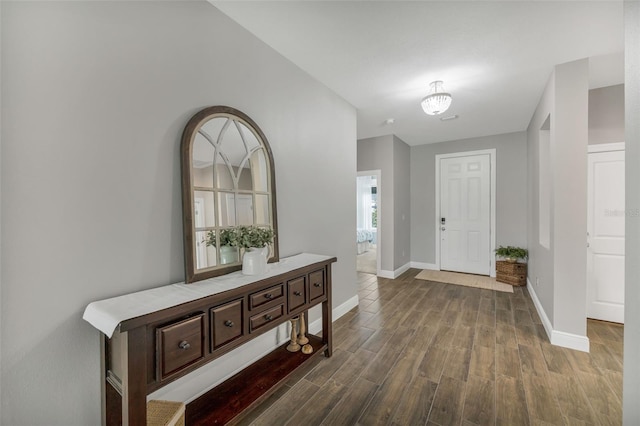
<box><xmin>421</xmin><ymin>81</ymin><xmax>452</xmax><ymax>115</ymax></box>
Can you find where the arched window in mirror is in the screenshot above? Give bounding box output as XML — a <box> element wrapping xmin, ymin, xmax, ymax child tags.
<box><xmin>181</xmin><ymin>106</ymin><xmax>278</xmax><ymax>283</ymax></box>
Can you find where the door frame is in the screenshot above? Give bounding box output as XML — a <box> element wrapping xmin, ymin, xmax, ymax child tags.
<box><xmin>588</xmin><ymin>142</ymin><xmax>625</xmax><ymax>154</ymax></box>
<box><xmin>435</xmin><ymin>149</ymin><xmax>497</xmax><ymax>277</ymax></box>
<box><xmin>358</xmin><ymin>170</ymin><xmax>382</xmax><ymax>276</ymax></box>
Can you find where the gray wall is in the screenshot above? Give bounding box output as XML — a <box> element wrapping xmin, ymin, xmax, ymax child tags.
<box><xmin>527</xmin><ymin>79</ymin><xmax>556</xmax><ymax>322</ymax></box>
<box><xmin>410</xmin><ymin>132</ymin><xmax>528</xmax><ymax>265</ymax></box>
<box><xmin>393</xmin><ymin>136</ymin><xmax>411</xmax><ymax>270</ymax></box>
<box><xmin>624</xmin><ymin>0</ymin><xmax>640</xmax><ymax>421</ymax></box>
<box><xmin>589</xmin><ymin>84</ymin><xmax>625</xmax><ymax>145</ymax></box>
<box><xmin>526</xmin><ymin>59</ymin><xmax>589</xmax><ymax>338</ymax></box>
<box><xmin>1</xmin><ymin>2</ymin><xmax>357</xmax><ymax>424</ymax></box>
<box><xmin>357</xmin><ymin>135</ymin><xmax>411</xmax><ymax>274</ymax></box>
<box><xmin>357</xmin><ymin>135</ymin><xmax>395</xmax><ymax>272</ymax></box>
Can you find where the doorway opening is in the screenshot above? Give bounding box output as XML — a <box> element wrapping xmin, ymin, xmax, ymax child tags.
<box><xmin>357</xmin><ymin>171</ymin><xmax>381</xmax><ymax>275</ymax></box>
<box><xmin>587</xmin><ymin>142</ymin><xmax>625</xmax><ymax>324</ymax></box>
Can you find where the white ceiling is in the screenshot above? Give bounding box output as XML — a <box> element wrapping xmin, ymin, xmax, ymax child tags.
<box><xmin>212</xmin><ymin>1</ymin><xmax>624</xmax><ymax>146</ymax></box>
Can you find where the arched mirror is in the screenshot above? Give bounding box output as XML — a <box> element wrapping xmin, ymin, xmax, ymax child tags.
<box><xmin>181</xmin><ymin>106</ymin><xmax>278</xmax><ymax>283</ymax></box>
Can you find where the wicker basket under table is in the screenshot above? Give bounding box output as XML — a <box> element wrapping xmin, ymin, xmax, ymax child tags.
<box><xmin>147</xmin><ymin>400</ymin><xmax>185</xmax><ymax>426</ymax></box>
<box><xmin>496</xmin><ymin>261</ymin><xmax>527</xmax><ymax>286</ymax></box>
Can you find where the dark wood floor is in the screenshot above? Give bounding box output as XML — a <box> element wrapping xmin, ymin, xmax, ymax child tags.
<box><xmin>239</xmin><ymin>269</ymin><xmax>623</xmax><ymax>426</ymax></box>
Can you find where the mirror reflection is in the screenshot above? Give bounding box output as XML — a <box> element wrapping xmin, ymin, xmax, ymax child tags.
<box><xmin>182</xmin><ymin>106</ymin><xmax>278</xmax><ymax>283</ymax></box>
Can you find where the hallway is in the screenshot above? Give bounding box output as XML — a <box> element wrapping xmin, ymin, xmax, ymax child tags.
<box><xmin>240</xmin><ymin>269</ymin><xmax>623</xmax><ymax>425</ymax></box>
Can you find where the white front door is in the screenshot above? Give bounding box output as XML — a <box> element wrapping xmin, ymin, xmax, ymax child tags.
<box><xmin>587</xmin><ymin>148</ymin><xmax>625</xmax><ymax>323</ymax></box>
<box><xmin>440</xmin><ymin>154</ymin><xmax>491</xmax><ymax>275</ymax></box>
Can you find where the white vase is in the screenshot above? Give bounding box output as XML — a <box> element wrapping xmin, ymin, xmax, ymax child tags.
<box><xmin>219</xmin><ymin>246</ymin><xmax>238</xmax><ymax>265</ymax></box>
<box><xmin>242</xmin><ymin>246</ymin><xmax>268</xmax><ymax>275</ymax></box>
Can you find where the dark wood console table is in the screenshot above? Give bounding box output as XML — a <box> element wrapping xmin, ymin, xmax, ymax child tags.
<box><xmin>83</xmin><ymin>254</ymin><xmax>336</xmax><ymax>425</ymax></box>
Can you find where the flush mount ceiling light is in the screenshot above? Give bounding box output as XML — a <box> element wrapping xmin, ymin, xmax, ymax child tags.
<box><xmin>421</xmin><ymin>80</ymin><xmax>452</xmax><ymax>116</ymax></box>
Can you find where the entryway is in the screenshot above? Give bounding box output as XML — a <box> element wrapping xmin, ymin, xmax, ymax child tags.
<box><xmin>587</xmin><ymin>143</ymin><xmax>625</xmax><ymax>323</ymax></box>
<box><xmin>436</xmin><ymin>150</ymin><xmax>496</xmax><ymax>276</ymax></box>
<box><xmin>357</xmin><ymin>171</ymin><xmax>381</xmax><ymax>275</ymax></box>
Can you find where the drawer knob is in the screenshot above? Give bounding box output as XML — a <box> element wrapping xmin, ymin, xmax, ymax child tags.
<box><xmin>178</xmin><ymin>340</ymin><xmax>191</xmax><ymax>350</ymax></box>
<box><xmin>224</xmin><ymin>320</ymin><xmax>234</xmax><ymax>327</ymax></box>
<box><xmin>314</xmin><ymin>283</ymin><xmax>321</xmax><ymax>288</ymax></box>
<box><xmin>264</xmin><ymin>293</ymin><xmax>273</xmax><ymax>299</ymax></box>
<box><xmin>294</xmin><ymin>291</ymin><xmax>302</xmax><ymax>296</ymax></box>
<box><xmin>264</xmin><ymin>314</ymin><xmax>273</xmax><ymax>321</ymax></box>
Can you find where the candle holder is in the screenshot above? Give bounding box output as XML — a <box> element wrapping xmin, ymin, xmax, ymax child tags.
<box><xmin>298</xmin><ymin>313</ymin><xmax>309</xmax><ymax>345</ymax></box>
<box><xmin>286</xmin><ymin>317</ymin><xmax>301</xmax><ymax>352</ymax></box>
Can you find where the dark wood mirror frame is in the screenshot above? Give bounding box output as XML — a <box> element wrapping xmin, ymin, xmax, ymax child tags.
<box><xmin>181</xmin><ymin>106</ymin><xmax>279</xmax><ymax>283</ymax></box>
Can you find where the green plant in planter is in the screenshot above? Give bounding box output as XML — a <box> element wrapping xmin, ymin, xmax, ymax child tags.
<box><xmin>236</xmin><ymin>225</ymin><xmax>274</xmax><ymax>249</ymax></box>
<box><xmin>206</xmin><ymin>228</ymin><xmax>240</xmax><ymax>247</ymax></box>
<box><xmin>495</xmin><ymin>245</ymin><xmax>528</xmax><ymax>262</ymax></box>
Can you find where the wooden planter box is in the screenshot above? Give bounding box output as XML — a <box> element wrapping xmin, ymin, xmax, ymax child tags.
<box><xmin>496</xmin><ymin>261</ymin><xmax>527</xmax><ymax>286</ymax></box>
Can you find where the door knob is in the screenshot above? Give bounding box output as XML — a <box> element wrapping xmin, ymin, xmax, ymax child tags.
<box><xmin>441</xmin><ymin>227</ymin><xmax>446</xmax><ymax>231</ymax></box>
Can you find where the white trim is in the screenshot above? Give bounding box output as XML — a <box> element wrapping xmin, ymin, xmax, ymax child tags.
<box><xmin>378</xmin><ymin>270</ymin><xmax>394</xmax><ymax>279</ymax></box>
<box><xmin>378</xmin><ymin>262</ymin><xmax>411</xmax><ymax>279</ymax></box>
<box><xmin>308</xmin><ymin>295</ymin><xmax>360</xmax><ymax>334</ymax></box>
<box><xmin>550</xmin><ymin>330</ymin><xmax>590</xmax><ymax>353</ymax></box>
<box><xmin>357</xmin><ymin>169</ymin><xmax>382</xmax><ymax>276</ymax></box>
<box><xmin>588</xmin><ymin>142</ymin><xmax>625</xmax><ymax>153</ymax></box>
<box><xmin>435</xmin><ymin>149</ymin><xmax>497</xmax><ymax>277</ymax></box>
<box><xmin>527</xmin><ymin>278</ymin><xmax>554</xmax><ymax>341</ymax></box>
<box><xmin>410</xmin><ymin>261</ymin><xmax>438</xmax><ymax>270</ymax></box>
<box><xmin>527</xmin><ymin>278</ymin><xmax>590</xmax><ymax>352</ymax></box>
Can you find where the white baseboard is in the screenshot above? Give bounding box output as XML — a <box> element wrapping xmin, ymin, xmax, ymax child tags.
<box><xmin>308</xmin><ymin>294</ymin><xmax>359</xmax><ymax>334</ymax></box>
<box><xmin>550</xmin><ymin>330</ymin><xmax>590</xmax><ymax>352</ymax></box>
<box><xmin>378</xmin><ymin>262</ymin><xmax>411</xmax><ymax>279</ymax></box>
<box><xmin>527</xmin><ymin>278</ymin><xmax>590</xmax><ymax>352</ymax></box>
<box><xmin>410</xmin><ymin>261</ymin><xmax>438</xmax><ymax>270</ymax></box>
<box><xmin>377</xmin><ymin>270</ymin><xmax>393</xmax><ymax>278</ymax></box>
<box><xmin>526</xmin><ymin>278</ymin><xmax>554</xmax><ymax>340</ymax></box>
<box><xmin>333</xmin><ymin>295</ymin><xmax>360</xmax><ymax>321</ymax></box>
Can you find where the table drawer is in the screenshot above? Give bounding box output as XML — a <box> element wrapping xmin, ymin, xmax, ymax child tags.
<box><xmin>249</xmin><ymin>304</ymin><xmax>284</xmax><ymax>332</ymax></box>
<box><xmin>210</xmin><ymin>299</ymin><xmax>243</xmax><ymax>350</ymax></box>
<box><xmin>249</xmin><ymin>284</ymin><xmax>284</xmax><ymax>310</ymax></box>
<box><xmin>287</xmin><ymin>276</ymin><xmax>306</xmax><ymax>313</ymax></box>
<box><xmin>157</xmin><ymin>314</ymin><xmax>204</xmax><ymax>380</ymax></box>
<box><xmin>309</xmin><ymin>269</ymin><xmax>326</xmax><ymax>302</ymax></box>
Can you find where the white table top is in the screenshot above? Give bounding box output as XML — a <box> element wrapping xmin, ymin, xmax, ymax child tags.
<box><xmin>83</xmin><ymin>253</ymin><xmax>334</xmax><ymax>337</ymax></box>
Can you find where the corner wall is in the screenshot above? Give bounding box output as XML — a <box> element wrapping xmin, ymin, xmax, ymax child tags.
<box><xmin>0</xmin><ymin>2</ymin><xmax>357</xmax><ymax>424</ymax></box>
<box><xmin>393</xmin><ymin>136</ymin><xmax>411</xmax><ymax>271</ymax></box>
<box><xmin>357</xmin><ymin>134</ymin><xmax>411</xmax><ymax>276</ymax></box>
<box><xmin>526</xmin><ymin>59</ymin><xmax>590</xmax><ymax>351</ymax></box>
<box><xmin>357</xmin><ymin>135</ymin><xmax>394</xmax><ymax>273</ymax></box>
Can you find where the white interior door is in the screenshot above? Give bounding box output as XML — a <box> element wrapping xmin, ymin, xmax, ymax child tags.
<box><xmin>587</xmin><ymin>148</ymin><xmax>625</xmax><ymax>323</ymax></box>
<box><xmin>440</xmin><ymin>154</ymin><xmax>491</xmax><ymax>275</ymax></box>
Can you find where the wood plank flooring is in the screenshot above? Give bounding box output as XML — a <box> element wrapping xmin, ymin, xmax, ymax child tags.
<box><xmin>238</xmin><ymin>269</ymin><xmax>623</xmax><ymax>426</ymax></box>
